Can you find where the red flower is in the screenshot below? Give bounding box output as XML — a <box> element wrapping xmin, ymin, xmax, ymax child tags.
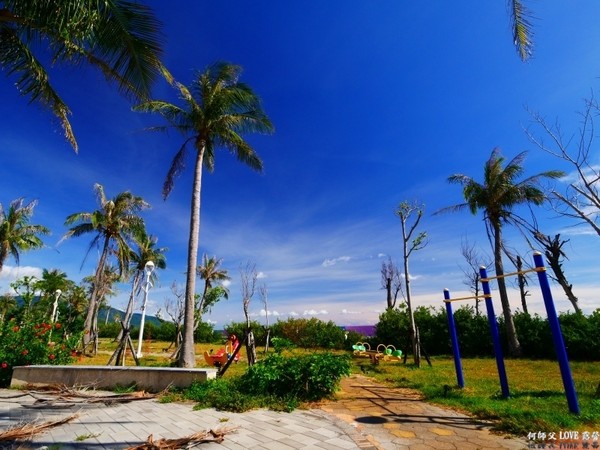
<box><xmin>48</xmin><ymin>354</ymin><xmax>56</xmax><ymax>360</ymax></box>
<box><xmin>21</xmin><ymin>349</ymin><xmax>28</xmax><ymax>356</ymax></box>
<box><xmin>12</xmin><ymin>326</ymin><xmax>19</xmax><ymax>332</ymax></box>
<box><xmin>1</xmin><ymin>362</ymin><xmax>7</xmax><ymax>369</ymax></box>
<box><xmin>55</xmin><ymin>323</ymin><xmax>62</xmax><ymax>329</ymax></box>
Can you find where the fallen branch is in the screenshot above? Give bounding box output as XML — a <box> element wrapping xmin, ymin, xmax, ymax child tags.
<box><xmin>0</xmin><ymin>414</ymin><xmax>78</xmax><ymax>442</ymax></box>
<box><xmin>126</xmin><ymin>428</ymin><xmax>236</xmax><ymax>449</ymax></box>
<box><xmin>20</xmin><ymin>384</ymin><xmax>157</xmax><ymax>408</ymax></box>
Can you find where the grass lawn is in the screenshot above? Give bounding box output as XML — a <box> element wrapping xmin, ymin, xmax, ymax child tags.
<box><xmin>72</xmin><ymin>338</ymin><xmax>251</xmax><ymax>377</ymax></box>
<box><xmin>351</xmin><ymin>355</ymin><xmax>600</xmax><ymax>435</ymax></box>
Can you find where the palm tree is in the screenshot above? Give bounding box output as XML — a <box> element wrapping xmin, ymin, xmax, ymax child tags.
<box><xmin>195</xmin><ymin>254</ymin><xmax>230</xmax><ymax>327</ymax></box>
<box><xmin>35</xmin><ymin>268</ymin><xmax>69</xmax><ymax>296</ymax></box>
<box><xmin>0</xmin><ymin>0</ymin><xmax>164</xmax><ymax>151</ymax></box>
<box><xmin>441</xmin><ymin>148</ymin><xmax>563</xmax><ymax>356</ymax></box>
<box><xmin>119</xmin><ymin>229</ymin><xmax>167</xmax><ymax>339</ymax></box>
<box><xmin>34</xmin><ymin>268</ymin><xmax>71</xmax><ymax>321</ymax></box>
<box><xmin>135</xmin><ymin>62</ymin><xmax>274</xmax><ymax>367</ymax></box>
<box><xmin>62</xmin><ymin>183</ymin><xmax>149</xmax><ymax>352</ymax></box>
<box><xmin>0</xmin><ymin>198</ymin><xmax>49</xmax><ymax>273</ymax></box>
<box><xmin>82</xmin><ymin>264</ymin><xmax>120</xmax><ymax>352</ymax></box>
<box><xmin>509</xmin><ymin>1</ymin><xmax>534</xmax><ymax>61</ymax></box>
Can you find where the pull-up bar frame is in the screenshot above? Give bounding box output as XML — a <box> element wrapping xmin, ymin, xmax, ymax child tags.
<box><xmin>443</xmin><ymin>251</ymin><xmax>580</xmax><ymax>414</ymax></box>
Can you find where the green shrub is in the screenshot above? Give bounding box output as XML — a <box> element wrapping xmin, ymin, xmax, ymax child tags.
<box><xmin>240</xmin><ymin>352</ymin><xmax>351</xmax><ymax>402</ymax></box>
<box><xmin>224</xmin><ymin>321</ymin><xmax>265</xmax><ymax>345</ymax></box>
<box><xmin>183</xmin><ymin>352</ymin><xmax>351</xmax><ymax>412</ymax></box>
<box><xmin>270</xmin><ymin>317</ymin><xmax>348</xmax><ymax>350</ymax></box>
<box><xmin>185</xmin><ymin>377</ymin><xmax>258</xmax><ymax>412</ymax></box>
<box><xmin>372</xmin><ymin>305</ymin><xmax>600</xmax><ymax>361</ymax></box>
<box><xmin>195</xmin><ymin>321</ymin><xmax>219</xmax><ymax>343</ymax></box>
<box><xmin>373</xmin><ymin>307</ymin><xmax>409</xmax><ymax>350</ymax></box>
<box><xmin>0</xmin><ymin>318</ymin><xmax>79</xmax><ymax>387</ymax></box>
<box><xmin>270</xmin><ymin>337</ymin><xmax>294</xmax><ymax>353</ymax></box>
<box><xmin>98</xmin><ymin>322</ymin><xmax>121</xmax><ymax>339</ymax></box>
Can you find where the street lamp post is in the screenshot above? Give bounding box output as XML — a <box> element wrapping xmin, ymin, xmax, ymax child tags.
<box><xmin>136</xmin><ymin>261</ymin><xmax>155</xmax><ymax>358</ymax></box>
<box><xmin>51</xmin><ymin>289</ymin><xmax>62</xmax><ymax>323</ymax></box>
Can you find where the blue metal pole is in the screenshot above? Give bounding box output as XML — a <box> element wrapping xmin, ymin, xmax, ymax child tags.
<box><xmin>533</xmin><ymin>252</ymin><xmax>580</xmax><ymax>415</ymax></box>
<box><xmin>444</xmin><ymin>289</ymin><xmax>464</xmax><ymax>388</ymax></box>
<box><xmin>479</xmin><ymin>266</ymin><xmax>510</xmax><ymax>398</ymax></box>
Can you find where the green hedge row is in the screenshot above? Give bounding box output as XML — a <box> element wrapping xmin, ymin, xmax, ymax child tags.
<box><xmin>374</xmin><ymin>305</ymin><xmax>600</xmax><ymax>360</ymax></box>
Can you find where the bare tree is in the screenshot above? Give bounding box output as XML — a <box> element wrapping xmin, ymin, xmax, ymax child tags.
<box><xmin>526</xmin><ymin>99</ymin><xmax>600</xmax><ymax>236</ymax></box>
<box><xmin>459</xmin><ymin>239</ymin><xmax>491</xmax><ymax>315</ymax></box>
<box><xmin>82</xmin><ymin>265</ymin><xmax>119</xmax><ymax>354</ymax></box>
<box><xmin>514</xmin><ymin>254</ymin><xmax>530</xmax><ymax>315</ymax></box>
<box><xmin>240</xmin><ymin>262</ymin><xmax>258</xmax><ymax>366</ymax></box>
<box><xmin>396</xmin><ymin>201</ymin><xmax>428</xmax><ymax>367</ymax></box>
<box><xmin>528</xmin><ymin>231</ymin><xmax>581</xmax><ymax>313</ymax></box>
<box><xmin>259</xmin><ymin>284</ymin><xmax>271</xmax><ymax>353</ymax></box>
<box><xmin>380</xmin><ymin>257</ymin><xmax>402</xmax><ymax>310</ymax></box>
<box><xmin>164</xmin><ymin>282</ymin><xmax>186</xmax><ymax>358</ymax></box>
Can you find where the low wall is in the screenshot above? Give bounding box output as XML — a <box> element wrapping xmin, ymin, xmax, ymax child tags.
<box><xmin>11</xmin><ymin>365</ymin><xmax>217</xmax><ymax>392</ymax></box>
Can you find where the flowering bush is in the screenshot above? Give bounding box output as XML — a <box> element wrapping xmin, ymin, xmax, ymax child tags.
<box><xmin>0</xmin><ymin>319</ymin><xmax>80</xmax><ymax>387</ymax></box>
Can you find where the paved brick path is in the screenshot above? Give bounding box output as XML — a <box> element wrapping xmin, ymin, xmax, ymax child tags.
<box><xmin>0</xmin><ymin>375</ymin><xmax>529</xmax><ymax>449</ymax></box>
<box><xmin>320</xmin><ymin>374</ymin><xmax>529</xmax><ymax>449</ymax></box>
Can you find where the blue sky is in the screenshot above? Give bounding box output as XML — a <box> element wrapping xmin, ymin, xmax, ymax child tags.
<box><xmin>1</xmin><ymin>2</ymin><xmax>599</xmax><ymax>327</ymax></box>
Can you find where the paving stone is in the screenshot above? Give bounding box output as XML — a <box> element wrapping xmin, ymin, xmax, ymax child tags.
<box><xmin>0</xmin><ymin>375</ymin><xmax>531</xmax><ymax>450</ymax></box>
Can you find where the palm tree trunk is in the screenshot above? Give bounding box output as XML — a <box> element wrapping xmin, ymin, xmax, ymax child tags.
<box><xmin>178</xmin><ymin>145</ymin><xmax>205</xmax><ymax>368</ymax></box>
<box><xmin>118</xmin><ymin>271</ymin><xmax>142</xmax><ymax>340</ymax></box>
<box><xmin>493</xmin><ymin>222</ymin><xmax>522</xmax><ymax>357</ymax></box>
<box><xmin>117</xmin><ymin>272</ymin><xmax>142</xmax><ymax>341</ymax></box>
<box><xmin>82</xmin><ymin>237</ymin><xmax>110</xmax><ymax>351</ymax></box>
<box><xmin>0</xmin><ymin>244</ymin><xmax>7</xmax><ymax>273</ymax></box>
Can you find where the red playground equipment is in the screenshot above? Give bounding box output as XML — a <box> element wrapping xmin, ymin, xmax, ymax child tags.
<box><xmin>204</xmin><ymin>334</ymin><xmax>241</xmax><ymax>367</ymax></box>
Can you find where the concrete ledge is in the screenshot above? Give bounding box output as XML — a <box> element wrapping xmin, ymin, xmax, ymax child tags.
<box><xmin>11</xmin><ymin>365</ymin><xmax>218</xmax><ymax>392</ymax></box>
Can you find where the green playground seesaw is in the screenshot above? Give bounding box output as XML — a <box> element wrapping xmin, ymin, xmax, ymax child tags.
<box><xmin>351</xmin><ymin>342</ymin><xmax>403</xmax><ymax>361</ymax></box>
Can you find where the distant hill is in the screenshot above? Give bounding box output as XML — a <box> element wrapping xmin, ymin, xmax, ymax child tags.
<box><xmin>11</xmin><ymin>297</ymin><xmax>164</xmax><ymax>328</ymax></box>
<box><xmin>98</xmin><ymin>307</ymin><xmax>163</xmax><ymax>328</ymax></box>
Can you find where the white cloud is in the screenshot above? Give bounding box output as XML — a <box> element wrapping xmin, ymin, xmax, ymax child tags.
<box><xmin>559</xmin><ymin>226</ymin><xmax>598</xmax><ymax>237</ymax></box>
<box><xmin>0</xmin><ymin>265</ymin><xmax>43</xmax><ymax>284</ymax></box>
<box><xmin>257</xmin><ymin>271</ymin><xmax>267</xmax><ymax>279</ymax></box>
<box><xmin>251</xmin><ymin>309</ymin><xmax>280</xmax><ymax>317</ymax></box>
<box><xmin>559</xmin><ymin>165</ymin><xmax>600</xmax><ymax>185</ymax></box>
<box><xmin>342</xmin><ymin>309</ymin><xmax>362</xmax><ymax>314</ymax></box>
<box><xmin>303</xmin><ymin>309</ymin><xmax>328</xmax><ymax>316</ymax></box>
<box><xmin>322</xmin><ymin>256</ymin><xmax>351</xmax><ymax>267</ymax></box>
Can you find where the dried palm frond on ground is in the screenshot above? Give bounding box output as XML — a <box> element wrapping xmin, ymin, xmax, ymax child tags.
<box><xmin>25</xmin><ymin>383</ymin><xmax>157</xmax><ymax>398</ymax></box>
<box><xmin>0</xmin><ymin>392</ymin><xmax>31</xmax><ymax>400</ymax></box>
<box><xmin>126</xmin><ymin>428</ymin><xmax>237</xmax><ymax>449</ymax></box>
<box><xmin>18</xmin><ymin>385</ymin><xmax>157</xmax><ymax>408</ymax></box>
<box><xmin>0</xmin><ymin>414</ymin><xmax>78</xmax><ymax>442</ymax></box>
